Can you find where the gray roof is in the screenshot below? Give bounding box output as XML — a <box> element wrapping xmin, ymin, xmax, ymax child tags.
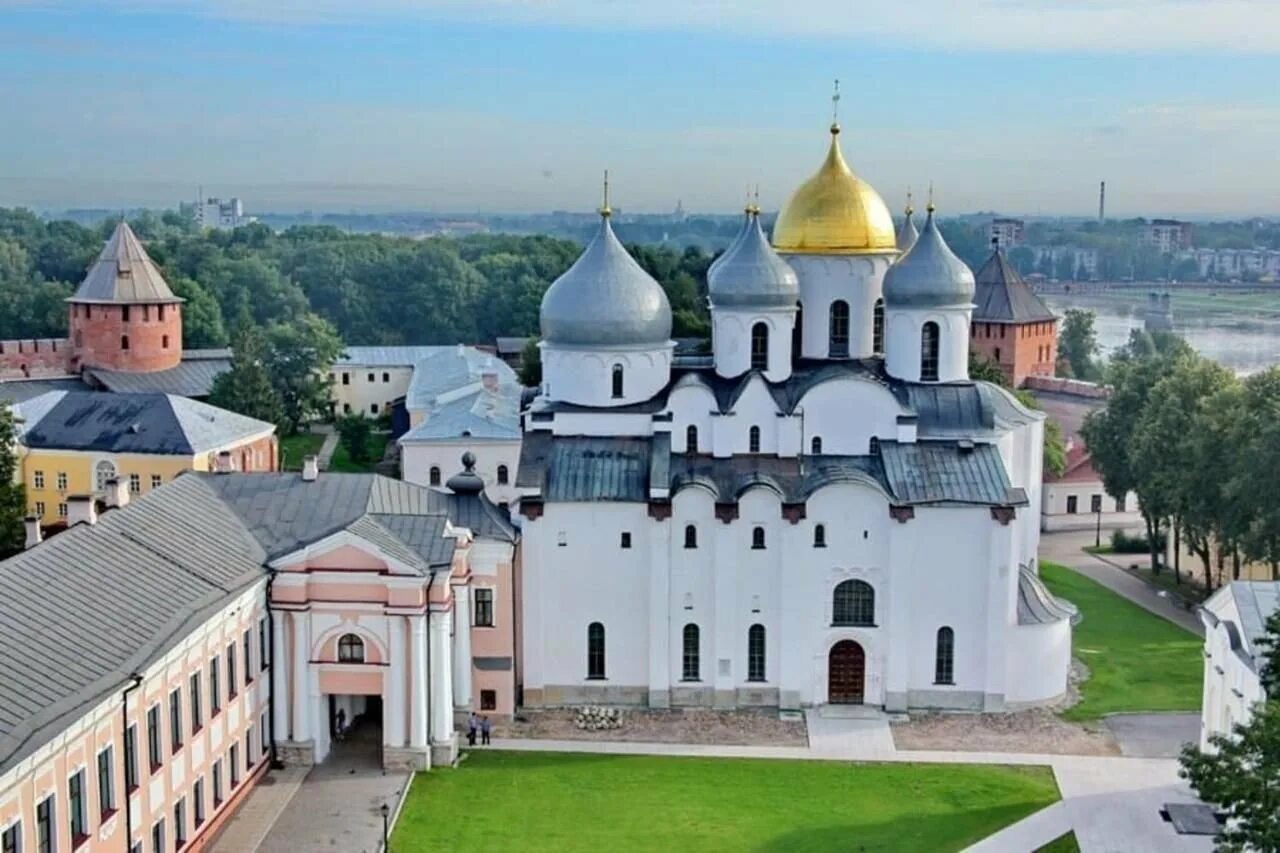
<box><xmin>337</xmin><ymin>346</ymin><xmax>452</xmax><ymax>367</ymax></box>
<box><xmin>878</xmin><ymin>441</ymin><xmax>1024</xmax><ymax>506</ymax></box>
<box><xmin>707</xmin><ymin>212</ymin><xmax>799</xmax><ymax>309</ymax></box>
<box><xmin>1018</xmin><ymin>566</ymin><xmax>1079</xmax><ymax>626</ymax></box>
<box><xmin>897</xmin><ymin>208</ymin><xmax>919</xmax><ymax>252</ymax></box>
<box><xmin>540</xmin><ymin>214</ymin><xmax>673</xmax><ymax>347</ymax></box>
<box><xmin>88</xmin><ymin>354</ymin><xmax>231</xmax><ymax>397</ymax></box>
<box><xmin>69</xmin><ymin>222</ymin><xmax>181</xmax><ymax>305</ymax></box>
<box><xmin>495</xmin><ymin>337</ymin><xmax>531</xmax><ymax>355</ymax></box>
<box><xmin>972</xmin><ymin>249</ymin><xmax>1057</xmax><ymax>324</ymax></box>
<box><xmin>16</xmin><ymin>390</ymin><xmax>274</xmax><ymax>455</ymax></box>
<box><xmin>0</xmin><ymin>475</ymin><xmax>266</xmax><ymax>775</ymax></box>
<box><xmin>1228</xmin><ymin>581</ymin><xmax>1280</xmax><ymax>658</ymax></box>
<box><xmin>400</xmin><ymin>347</ymin><xmax>521</xmax><ymax>442</ymax></box>
<box><xmin>0</xmin><ymin>378</ymin><xmax>87</xmax><ymax>405</ymax></box>
<box><xmin>883</xmin><ymin>209</ymin><xmax>975</xmax><ymax>308</ymax></box>
<box><xmin>545</xmin><ymin>437</ymin><xmax>653</xmax><ymax>502</ymax></box>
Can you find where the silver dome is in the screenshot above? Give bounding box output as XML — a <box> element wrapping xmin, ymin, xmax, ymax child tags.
<box><xmin>896</xmin><ymin>207</ymin><xmax>919</xmax><ymax>253</ymax></box>
<box><xmin>708</xmin><ymin>212</ymin><xmax>799</xmax><ymax>309</ymax></box>
<box><xmin>883</xmin><ymin>208</ymin><xmax>975</xmax><ymax>308</ymax></box>
<box><xmin>707</xmin><ymin>211</ymin><xmax>750</xmax><ymax>281</ymax></box>
<box><xmin>540</xmin><ymin>214</ymin><xmax>673</xmax><ymax>347</ymax></box>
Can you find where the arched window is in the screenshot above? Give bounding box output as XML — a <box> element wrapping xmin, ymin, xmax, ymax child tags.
<box><xmin>686</xmin><ymin>425</ymin><xmax>698</xmax><ymax>454</ymax></box>
<box><xmin>587</xmin><ymin>623</ymin><xmax>606</xmax><ymax>679</ymax></box>
<box><xmin>337</xmin><ymin>634</ymin><xmax>365</xmax><ymax>663</ymax></box>
<box><xmin>682</xmin><ymin>624</ymin><xmax>700</xmax><ymax>681</ymax></box>
<box><xmin>811</xmin><ymin>436</ymin><xmax>823</xmax><ymax>455</ymax></box>
<box><xmin>748</xmin><ymin>426</ymin><xmax>761</xmax><ymax>453</ymax></box>
<box><xmin>869</xmin><ymin>437</ymin><xmax>880</xmax><ymax>455</ymax></box>
<box><xmin>813</xmin><ymin>524</ymin><xmax>826</xmax><ymax>548</ymax></box>
<box><xmin>747</xmin><ymin>624</ymin><xmax>766</xmax><ymax>682</ymax></box>
<box><xmin>95</xmin><ymin>460</ymin><xmax>116</xmax><ymax>493</ymax></box>
<box><xmin>935</xmin><ymin>627</ymin><xmax>955</xmax><ymax>684</ymax></box>
<box><xmin>873</xmin><ymin>298</ymin><xmax>885</xmax><ymax>354</ymax></box>
<box><xmin>829</xmin><ymin>300</ymin><xmax>850</xmax><ymax>357</ymax></box>
<box><xmin>920</xmin><ymin>321</ymin><xmax>940</xmax><ymax>381</ymax></box>
<box><xmin>429</xmin><ymin>467</ymin><xmax>441</xmax><ymax>486</ymax></box>
<box><xmin>120</xmin><ymin>335</ymin><xmax>129</xmax><ymax>351</ymax></box>
<box><xmin>750</xmin><ymin>322</ymin><xmax>769</xmax><ymax>371</ymax></box>
<box><xmin>497</xmin><ymin>465</ymin><xmax>509</xmax><ymax>485</ymax></box>
<box><xmin>792</xmin><ymin>302</ymin><xmax>804</xmax><ymax>360</ymax></box>
<box><xmin>751</xmin><ymin>526</ymin><xmax>766</xmax><ymax>550</ymax></box>
<box><xmin>832</xmin><ymin>580</ymin><xmax>875</xmax><ymax>626</ymax></box>
<box><xmin>684</xmin><ymin>524</ymin><xmax>698</xmax><ymax>549</ymax></box>
<box><xmin>611</xmin><ymin>364</ymin><xmax>624</xmax><ymax>399</ymax></box>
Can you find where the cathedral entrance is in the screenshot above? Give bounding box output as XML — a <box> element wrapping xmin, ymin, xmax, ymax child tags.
<box><xmin>828</xmin><ymin>640</ymin><xmax>865</xmax><ymax>704</ymax></box>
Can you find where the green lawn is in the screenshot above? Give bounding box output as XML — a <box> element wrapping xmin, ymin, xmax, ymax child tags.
<box><xmin>1036</xmin><ymin>831</ymin><xmax>1081</xmax><ymax>852</ymax></box>
<box><xmin>278</xmin><ymin>432</ymin><xmax>325</xmax><ymax>471</ymax></box>
<box><xmin>392</xmin><ymin>751</ymin><xmax>1060</xmax><ymax>852</ymax></box>
<box><xmin>327</xmin><ymin>432</ymin><xmax>389</xmax><ymax>473</ymax></box>
<box><xmin>1040</xmin><ymin>562</ymin><xmax>1202</xmax><ymax>721</ymax></box>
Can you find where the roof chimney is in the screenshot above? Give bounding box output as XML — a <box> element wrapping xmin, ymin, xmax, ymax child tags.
<box><xmin>104</xmin><ymin>477</ymin><xmax>130</xmax><ymax>510</ymax></box>
<box><xmin>215</xmin><ymin>450</ymin><xmax>235</xmax><ymax>474</ymax></box>
<box><xmin>482</xmin><ymin>369</ymin><xmax>499</xmax><ymax>392</ymax></box>
<box><xmin>24</xmin><ymin>516</ymin><xmax>42</xmax><ymax>549</ymax></box>
<box><xmin>301</xmin><ymin>455</ymin><xmax>320</xmax><ymax>482</ymax></box>
<box><xmin>67</xmin><ymin>495</ymin><xmax>98</xmax><ymax>527</ymax></box>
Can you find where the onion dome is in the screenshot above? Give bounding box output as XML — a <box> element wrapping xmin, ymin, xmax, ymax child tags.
<box><xmin>708</xmin><ymin>208</ymin><xmax>751</xmax><ymax>281</ymax></box>
<box><xmin>772</xmin><ymin>124</ymin><xmax>896</xmax><ymax>255</ymax></box>
<box><xmin>708</xmin><ymin>209</ymin><xmax>799</xmax><ymax>309</ymax></box>
<box><xmin>540</xmin><ymin>207</ymin><xmax>672</xmax><ymax>347</ymax></box>
<box><xmin>897</xmin><ymin>196</ymin><xmax>919</xmax><ymax>253</ymax></box>
<box><xmin>883</xmin><ymin>204</ymin><xmax>975</xmax><ymax>308</ymax></box>
<box><xmin>69</xmin><ymin>221</ymin><xmax>182</xmax><ymax>305</ymax></box>
<box><xmin>446</xmin><ymin>451</ymin><xmax>485</xmax><ymax>495</ymax></box>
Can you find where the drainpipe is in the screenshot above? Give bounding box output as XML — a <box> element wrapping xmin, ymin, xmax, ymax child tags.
<box><xmin>423</xmin><ymin>571</ymin><xmax>437</xmax><ymax>760</ymax></box>
<box><xmin>121</xmin><ymin>672</ymin><xmax>143</xmax><ymax>850</ymax></box>
<box><xmin>266</xmin><ymin>570</ymin><xmax>282</xmax><ymax>769</ymax></box>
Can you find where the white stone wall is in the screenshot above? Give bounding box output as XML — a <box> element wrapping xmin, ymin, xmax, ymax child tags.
<box><xmin>783</xmin><ymin>253</ymin><xmax>896</xmax><ymax>360</ymax></box>
<box><xmin>1041</xmin><ymin>481</ymin><xmax>1142</xmax><ymax>533</ymax></box>
<box><xmin>330</xmin><ymin>364</ymin><xmax>416</xmax><ymax>417</ymax></box>
<box><xmin>711</xmin><ymin>308</ymin><xmax>795</xmax><ymax>382</ymax></box>
<box><xmin>1200</xmin><ymin>590</ymin><xmax>1267</xmax><ymax>750</ymax></box>
<box><xmin>540</xmin><ymin>343</ymin><xmax>674</xmax><ymax>408</ymax></box>
<box><xmin>400</xmin><ymin>439</ymin><xmax>522</xmax><ymax>505</ymax></box>
<box><xmin>885</xmin><ymin>308</ymin><xmax>971</xmax><ymax>383</ymax></box>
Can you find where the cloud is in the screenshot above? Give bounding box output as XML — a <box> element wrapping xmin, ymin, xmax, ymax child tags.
<box><xmin>71</xmin><ymin>0</ymin><xmax>1280</xmax><ymax>53</ymax></box>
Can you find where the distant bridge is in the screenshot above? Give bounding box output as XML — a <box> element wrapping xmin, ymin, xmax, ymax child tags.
<box><xmin>1032</xmin><ymin>280</ymin><xmax>1279</xmax><ymax>296</ymax></box>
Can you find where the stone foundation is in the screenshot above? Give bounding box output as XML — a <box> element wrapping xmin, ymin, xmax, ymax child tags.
<box><xmin>526</xmin><ymin>685</ymin><xmax>649</xmax><ymax>707</ymax></box>
<box><xmin>430</xmin><ymin>735</ymin><xmax>458</xmax><ymax>767</ymax></box>
<box><xmin>383</xmin><ymin>746</ymin><xmax>430</xmax><ymax>772</ymax></box>
<box><xmin>276</xmin><ymin>740</ymin><xmax>315</xmax><ymax>766</ymax></box>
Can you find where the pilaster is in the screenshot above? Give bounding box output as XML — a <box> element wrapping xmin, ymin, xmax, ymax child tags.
<box><xmin>452</xmin><ymin>586</ymin><xmax>473</xmax><ymax>711</ymax></box>
<box><xmin>647</xmin><ymin>516</ymin><xmax>672</xmax><ymax>708</ymax></box>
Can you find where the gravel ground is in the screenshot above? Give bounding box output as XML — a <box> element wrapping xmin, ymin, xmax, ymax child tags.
<box><xmin>890</xmin><ymin>708</ymin><xmax>1120</xmax><ymax>756</ymax></box>
<box><xmin>497</xmin><ymin>708</ymin><xmax>809</xmax><ymax>747</ymax></box>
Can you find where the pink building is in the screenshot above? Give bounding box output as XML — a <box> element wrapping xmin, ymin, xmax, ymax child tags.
<box><xmin>0</xmin><ymin>456</ymin><xmax>517</xmax><ymax>852</ymax></box>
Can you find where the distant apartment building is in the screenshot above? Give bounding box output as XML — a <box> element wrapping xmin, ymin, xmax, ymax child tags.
<box><xmin>1143</xmin><ymin>219</ymin><xmax>1194</xmax><ymax>254</ymax></box>
<box><xmin>988</xmin><ymin>217</ymin><xmax>1025</xmax><ymax>248</ymax></box>
<box><xmin>1030</xmin><ymin>246</ymin><xmax>1098</xmax><ymax>279</ymax></box>
<box><xmin>1186</xmin><ymin>248</ymin><xmax>1280</xmax><ymax>280</ymax></box>
<box><xmin>195</xmin><ymin>196</ymin><xmax>247</xmax><ymax>230</ymax></box>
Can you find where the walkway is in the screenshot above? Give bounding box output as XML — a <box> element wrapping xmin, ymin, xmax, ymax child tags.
<box><xmin>1040</xmin><ymin>529</ymin><xmax>1203</xmax><ymax>636</ymax></box>
<box><xmin>314</xmin><ymin>424</ymin><xmax>340</xmax><ymax>471</ymax></box>
<box><xmin>205</xmin><ymin>766</ymin><xmax>308</xmax><ymax>853</ymax></box>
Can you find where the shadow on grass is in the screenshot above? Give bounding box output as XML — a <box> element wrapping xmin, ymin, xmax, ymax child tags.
<box><xmin>756</xmin><ymin>805</ymin><xmax>1054</xmax><ymax>852</ymax></box>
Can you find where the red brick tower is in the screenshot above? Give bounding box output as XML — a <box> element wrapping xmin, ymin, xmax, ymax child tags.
<box><xmin>67</xmin><ymin>222</ymin><xmax>184</xmax><ymax>373</ymax></box>
<box><xmin>970</xmin><ymin>244</ymin><xmax>1059</xmax><ymax>387</ymax></box>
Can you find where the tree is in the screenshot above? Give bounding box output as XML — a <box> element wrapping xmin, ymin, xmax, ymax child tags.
<box><xmin>968</xmin><ymin>352</ymin><xmax>1009</xmax><ymax>387</ymax></box>
<box><xmin>207</xmin><ymin>327</ymin><xmax>285</xmax><ymax>430</ymax></box>
<box><xmin>1180</xmin><ymin>702</ymin><xmax>1280</xmax><ymax>852</ymax></box>
<box><xmin>1058</xmin><ymin>309</ymin><xmax>1101</xmax><ymax>381</ymax></box>
<box><xmin>262</xmin><ymin>314</ymin><xmax>344</xmax><ymax>434</ymax></box>
<box><xmin>1223</xmin><ymin>368</ymin><xmax>1280</xmax><ymax>579</ymax></box>
<box><xmin>0</xmin><ymin>402</ymin><xmax>26</xmax><ymax>558</ymax></box>
<box><xmin>519</xmin><ymin>338</ymin><xmax>542</xmax><ymax>387</ymax></box>
<box><xmin>336</xmin><ymin>415</ymin><xmax>373</xmax><ymax>464</ymax></box>
<box><xmin>1257</xmin><ymin>608</ymin><xmax>1280</xmax><ymax>699</ymax></box>
<box><xmin>1014</xmin><ymin>390</ymin><xmax>1068</xmax><ymax>479</ymax></box>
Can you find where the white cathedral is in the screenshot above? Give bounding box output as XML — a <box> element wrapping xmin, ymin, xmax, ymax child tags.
<box><xmin>515</xmin><ymin>119</ymin><xmax>1075</xmax><ymax>713</ymax></box>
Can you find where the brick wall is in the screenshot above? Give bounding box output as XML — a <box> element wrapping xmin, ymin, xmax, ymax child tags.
<box><xmin>971</xmin><ymin>320</ymin><xmax>1058</xmax><ymax>387</ymax></box>
<box><xmin>0</xmin><ymin>338</ymin><xmax>73</xmax><ymax>379</ymax></box>
<box><xmin>69</xmin><ymin>301</ymin><xmax>183</xmax><ymax>372</ymax></box>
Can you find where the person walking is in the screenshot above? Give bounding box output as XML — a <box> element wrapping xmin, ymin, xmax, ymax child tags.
<box><xmin>467</xmin><ymin>712</ymin><xmax>478</xmax><ymax>747</ymax></box>
<box><xmin>480</xmin><ymin>715</ymin><xmax>491</xmax><ymax>746</ymax></box>
<box><xmin>335</xmin><ymin>708</ymin><xmax>346</xmax><ymax>743</ymax></box>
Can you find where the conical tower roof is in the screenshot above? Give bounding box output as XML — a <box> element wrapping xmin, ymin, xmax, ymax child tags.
<box><xmin>68</xmin><ymin>222</ymin><xmax>182</xmax><ymax>305</ymax></box>
<box><xmin>883</xmin><ymin>205</ymin><xmax>974</xmax><ymax>308</ymax></box>
<box><xmin>972</xmin><ymin>247</ymin><xmax>1056</xmax><ymax>323</ymax></box>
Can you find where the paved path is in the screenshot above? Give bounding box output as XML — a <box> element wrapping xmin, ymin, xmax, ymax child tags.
<box><xmin>206</xmin><ymin>766</ymin><xmax>308</xmax><ymax>853</ymax></box>
<box><xmin>315</xmin><ymin>425</ymin><xmax>340</xmax><ymax>471</ymax></box>
<box><xmin>1104</xmin><ymin>713</ymin><xmax>1200</xmax><ymax>758</ymax></box>
<box><xmin>1040</xmin><ymin>529</ymin><xmax>1203</xmax><ymax>636</ymax></box>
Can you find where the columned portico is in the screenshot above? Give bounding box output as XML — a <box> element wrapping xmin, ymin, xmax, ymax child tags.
<box><xmin>290</xmin><ymin>610</ymin><xmax>312</xmax><ymax>744</ymax></box>
<box><xmin>452</xmin><ymin>586</ymin><xmax>473</xmax><ymax>714</ymax></box>
<box><xmin>409</xmin><ymin>614</ymin><xmax>429</xmax><ymax>750</ymax></box>
<box><xmin>429</xmin><ymin>609</ymin><xmax>457</xmax><ymax>765</ymax></box>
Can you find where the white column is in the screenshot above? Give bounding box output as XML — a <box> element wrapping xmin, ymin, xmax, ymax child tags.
<box><xmin>429</xmin><ymin>610</ymin><xmax>454</xmax><ymax>743</ymax></box>
<box><xmin>647</xmin><ymin>518</ymin><xmax>671</xmax><ymax>707</ymax></box>
<box><xmin>452</xmin><ymin>587</ymin><xmax>473</xmax><ymax>710</ymax></box>
<box><xmin>291</xmin><ymin>611</ymin><xmax>311</xmax><ymax>741</ymax></box>
<box><xmin>272</xmin><ymin>613</ymin><xmax>289</xmax><ymax>740</ymax></box>
<box><xmin>385</xmin><ymin>615</ymin><xmax>406</xmax><ymax>747</ymax></box>
<box><xmin>409</xmin><ymin>615</ymin><xmax>429</xmax><ymax>749</ymax></box>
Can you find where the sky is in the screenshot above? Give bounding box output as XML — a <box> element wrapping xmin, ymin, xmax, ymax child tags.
<box><xmin>1</xmin><ymin>0</ymin><xmax>1278</xmax><ymax>217</ymax></box>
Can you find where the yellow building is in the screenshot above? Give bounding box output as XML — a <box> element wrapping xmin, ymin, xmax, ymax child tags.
<box><xmin>13</xmin><ymin>390</ymin><xmax>277</xmax><ymax>525</ymax></box>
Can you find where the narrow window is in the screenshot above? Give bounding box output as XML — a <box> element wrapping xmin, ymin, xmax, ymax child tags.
<box><xmin>587</xmin><ymin>622</ymin><xmax>606</xmax><ymax>679</ymax></box>
<box><xmin>69</xmin><ymin>768</ymin><xmax>87</xmax><ymax>842</ymax></box>
<box><xmin>246</xmin><ymin>728</ymin><xmax>255</xmax><ymax>770</ymax></box>
<box><xmin>811</xmin><ymin>436</ymin><xmax>822</xmax><ymax>455</ymax></box>
<box><xmin>162</xmin><ymin>334</ymin><xmax>169</xmax><ymax>349</ymax></box>
<box><xmin>122</xmin><ymin>305</ymin><xmax>130</xmax><ymax>322</ymax></box>
<box><xmin>869</xmin><ymin>436</ymin><xmax>880</xmax><ymax>455</ymax></box>
<box><xmin>151</xmin><ymin>819</ymin><xmax>165</xmax><ymax>853</ymax></box>
<box><xmin>190</xmin><ymin>672</ymin><xmax>203</xmax><ymax>732</ymax></box>
<box><xmin>37</xmin><ymin>797</ymin><xmax>54</xmax><ymax>853</ymax></box>
<box><xmin>1115</xmin><ymin>496</ymin><xmax>1126</xmax><ymax>513</ymax></box>
<box><xmin>935</xmin><ymin>627</ymin><xmax>955</xmax><ymax>684</ymax></box>
<box><xmin>174</xmin><ymin>798</ymin><xmax>186</xmax><ymax>847</ymax></box>
<box><xmin>429</xmin><ymin>467</ymin><xmax>441</xmax><ymax>486</ymax></box>
<box><xmin>262</xmin><ymin>712</ymin><xmax>270</xmax><ymax>754</ymax></box>
<box><xmin>747</xmin><ymin>624</ymin><xmax>766</xmax><ymax>682</ymax></box>
<box><xmin>813</xmin><ymin>524</ymin><xmax>826</xmax><ymax>548</ymax></box>
<box><xmin>619</xmin><ymin>531</ymin><xmax>632</xmax><ymax>549</ymax></box>
<box><xmin>226</xmin><ymin>643</ymin><xmax>237</xmax><ymax>698</ymax></box>
<box><xmin>212</xmin><ymin>761</ymin><xmax>223</xmax><ymax>807</ymax></box>
<box><xmin>3</xmin><ymin>823</ymin><xmax>19</xmax><ymax>853</ymax></box>
<box><xmin>97</xmin><ymin>746</ymin><xmax>115</xmax><ymax>816</ymax></box>
<box><xmin>382</xmin><ymin>372</ymin><xmax>390</xmax><ymax>383</ymax></box>
<box><xmin>194</xmin><ymin>778</ymin><xmax>206</xmax><ymax>827</ymax></box>
<box><xmin>750</xmin><ymin>322</ymin><xmax>769</xmax><ymax>371</ymax></box>
<box><xmin>829</xmin><ymin>300</ymin><xmax>850</xmax><ymax>357</ymax></box>
<box><xmin>121</xmin><ymin>334</ymin><xmax>129</xmax><ymax>351</ymax></box>
<box><xmin>338</xmin><ymin>634</ymin><xmax>365</xmax><ymax>663</ymax></box>
<box><xmin>611</xmin><ymin>364</ymin><xmax>624</xmax><ymax>399</ymax></box>
<box><xmin>872</xmin><ymin>298</ymin><xmax>885</xmax><ymax>354</ymax></box>
<box><xmin>1066</xmin><ymin>495</ymin><xmax>1078</xmax><ymax>514</ymax></box>
<box><xmin>151</xmin><ymin>474</ymin><xmax>162</xmax><ymax>490</ymax></box>
<box><xmin>367</xmin><ymin>372</ymin><xmax>375</xmax><ymax>382</ymax></box>
<box><xmin>370</xmin><ymin>403</ymin><xmax>379</xmax><ymax>414</ymax></box>
<box><xmin>342</xmin><ymin>372</ymin><xmax>350</xmax><ymax>386</ymax></box>
<box><xmin>474</xmin><ymin>589</ymin><xmax>495</xmax><ymax>627</ymax></box>
<box><xmin>684</xmin><ymin>524</ymin><xmax>697</xmax><ymax>549</ymax></box>
<box><xmin>147</xmin><ymin>705</ymin><xmax>162</xmax><ymax>772</ymax></box>
<box><xmin>497</xmin><ymin>464</ymin><xmax>509</xmax><ymax>485</ymax></box>
<box><xmin>751</xmin><ymin>526</ymin><xmax>766</xmax><ymax>550</ymax></box>
<box><xmin>124</xmin><ymin>724</ymin><xmax>139</xmax><ymax>790</ymax></box>
<box><xmin>681</xmin><ymin>624</ymin><xmax>700</xmax><ymax>680</ymax></box>
<box><xmin>129</xmin><ymin>473</ymin><xmax>141</xmax><ymax>493</ymax></box>
<box><xmin>685</xmin><ymin>425</ymin><xmax>698</xmax><ymax>454</ymax></box>
<box><xmin>210</xmin><ymin>657</ymin><xmax>221</xmax><ymax>715</ymax></box>
<box><xmin>832</xmin><ymin>580</ymin><xmax>875</xmax><ymax>626</ymax></box>
<box><xmin>169</xmin><ymin>688</ymin><xmax>183</xmax><ymax>753</ymax></box>
<box><xmin>230</xmin><ymin>745</ymin><xmax>240</xmax><ymax>787</ymax></box>
<box><xmin>748</xmin><ymin>426</ymin><xmax>761</xmax><ymax>453</ymax></box>
<box><xmin>481</xmin><ymin>690</ymin><xmax>497</xmax><ymax>710</ymax></box>
<box><xmin>994</xmin><ymin>346</ymin><xmax>1001</xmax><ymax>363</ymax></box>
<box><xmin>920</xmin><ymin>321</ymin><xmax>940</xmax><ymax>381</ymax></box>
<box><xmin>34</xmin><ymin>470</ymin><xmax>44</xmax><ymax>489</ymax></box>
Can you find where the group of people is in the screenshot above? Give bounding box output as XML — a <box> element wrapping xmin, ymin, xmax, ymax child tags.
<box><xmin>467</xmin><ymin>712</ymin><xmax>492</xmax><ymax>747</ymax></box>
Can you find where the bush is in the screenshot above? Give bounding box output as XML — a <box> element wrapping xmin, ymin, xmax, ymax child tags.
<box><xmin>336</xmin><ymin>415</ymin><xmax>373</xmax><ymax>463</ymax></box>
<box><xmin>1110</xmin><ymin>529</ymin><xmax>1167</xmax><ymax>554</ymax></box>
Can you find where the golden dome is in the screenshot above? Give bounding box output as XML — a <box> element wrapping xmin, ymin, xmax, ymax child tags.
<box><xmin>772</xmin><ymin>125</ymin><xmax>897</xmax><ymax>255</ymax></box>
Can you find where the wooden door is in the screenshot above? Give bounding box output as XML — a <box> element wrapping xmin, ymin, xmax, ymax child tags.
<box><xmin>828</xmin><ymin>640</ymin><xmax>865</xmax><ymax>704</ymax></box>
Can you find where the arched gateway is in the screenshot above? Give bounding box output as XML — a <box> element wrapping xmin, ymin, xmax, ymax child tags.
<box><xmin>828</xmin><ymin>640</ymin><xmax>866</xmax><ymax>704</ymax></box>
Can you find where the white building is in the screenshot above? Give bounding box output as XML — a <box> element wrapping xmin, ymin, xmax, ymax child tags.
<box><xmin>194</xmin><ymin>196</ymin><xmax>247</xmax><ymax>230</ymax></box>
<box><xmin>1143</xmin><ymin>219</ymin><xmax>1193</xmax><ymax>254</ymax></box>
<box><xmin>1199</xmin><ymin>582</ymin><xmax>1277</xmax><ymax>748</ymax></box>
<box><xmin>989</xmin><ymin>218</ymin><xmax>1025</xmax><ymax>249</ymax></box>
<box><xmin>515</xmin><ymin>123</ymin><xmax>1075</xmax><ymax>714</ymax></box>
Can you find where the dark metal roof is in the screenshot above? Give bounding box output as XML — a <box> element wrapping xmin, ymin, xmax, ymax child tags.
<box><xmin>0</xmin><ymin>378</ymin><xmax>87</xmax><ymax>405</ymax></box>
<box><xmin>543</xmin><ymin>437</ymin><xmax>652</xmax><ymax>502</ymax></box>
<box><xmin>972</xmin><ymin>249</ymin><xmax>1057</xmax><ymax>324</ymax></box>
<box><xmin>88</xmin><ymin>355</ymin><xmax>231</xmax><ymax>397</ymax></box>
<box><xmin>879</xmin><ymin>441</ymin><xmax>1020</xmax><ymax>506</ymax></box>
<box><xmin>68</xmin><ymin>222</ymin><xmax>181</xmax><ymax>305</ymax></box>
